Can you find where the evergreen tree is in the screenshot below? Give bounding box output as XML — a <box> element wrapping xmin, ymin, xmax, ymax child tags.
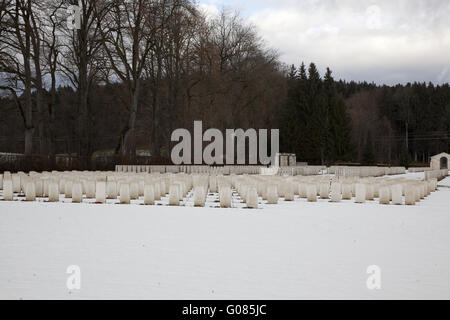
<box><xmin>322</xmin><ymin>68</ymin><xmax>333</xmax><ymax>164</ymax></box>
<box><xmin>362</xmin><ymin>131</ymin><xmax>376</xmax><ymax>165</ymax></box>
<box><xmin>306</xmin><ymin>63</ymin><xmax>326</xmax><ymax>164</ymax></box>
<box><xmin>298</xmin><ymin>62</ymin><xmax>307</xmax><ymax>81</ymax></box>
<box><xmin>294</xmin><ymin>62</ymin><xmax>309</xmax><ymax>160</ymax></box>
<box><xmin>280</xmin><ymin>65</ymin><xmax>299</xmax><ymax>153</ymax></box>
<box><xmin>399</xmin><ymin>146</ymin><xmax>411</xmax><ymax>168</ymax></box>
<box><xmin>280</xmin><ymin>62</ymin><xmax>355</xmax><ymax>164</ymax></box>
<box><xmin>325</xmin><ymin>68</ymin><xmax>354</xmax><ymax>162</ymax></box>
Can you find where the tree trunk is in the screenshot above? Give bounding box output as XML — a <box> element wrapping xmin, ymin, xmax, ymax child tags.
<box><xmin>49</xmin><ymin>72</ymin><xmax>57</xmax><ymax>157</ymax></box>
<box><xmin>121</xmin><ymin>80</ymin><xmax>140</xmax><ymax>156</ymax></box>
<box><xmin>151</xmin><ymin>87</ymin><xmax>159</xmax><ymax>158</ymax></box>
<box><xmin>23</xmin><ymin>48</ymin><xmax>33</xmax><ymax>155</ymax></box>
<box><xmin>24</xmin><ymin>127</ymin><xmax>34</xmax><ymax>156</ymax></box>
<box><xmin>150</xmin><ymin>53</ymin><xmax>163</xmax><ymax>158</ymax></box>
<box><xmin>78</xmin><ymin>51</ymin><xmax>90</xmax><ymax>167</ymax></box>
<box><xmin>35</xmin><ymin>76</ymin><xmax>48</xmax><ymax>155</ymax></box>
<box><xmin>19</xmin><ymin>1</ymin><xmax>34</xmax><ymax>156</ymax></box>
<box><xmin>23</xmin><ymin>82</ymin><xmax>33</xmax><ymax>156</ymax></box>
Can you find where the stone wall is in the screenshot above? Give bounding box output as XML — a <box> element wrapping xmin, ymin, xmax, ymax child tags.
<box><xmin>430</xmin><ymin>153</ymin><xmax>450</xmax><ymax>170</ymax></box>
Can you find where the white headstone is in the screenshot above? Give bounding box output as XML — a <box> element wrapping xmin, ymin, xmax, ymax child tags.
<box><xmin>25</xmin><ymin>182</ymin><xmax>36</xmax><ymax>201</ymax></box>
<box><xmin>209</xmin><ymin>175</ymin><xmax>217</xmax><ymax>193</ymax></box>
<box><xmin>379</xmin><ymin>187</ymin><xmax>390</xmax><ymax>205</ymax></box>
<box><xmin>284</xmin><ymin>183</ymin><xmax>294</xmax><ymax>201</ymax></box>
<box><xmin>342</xmin><ymin>183</ymin><xmax>352</xmax><ymax>200</ymax></box>
<box><xmin>12</xmin><ymin>174</ymin><xmax>21</xmax><ymax>193</ymax></box>
<box><xmin>95</xmin><ymin>181</ymin><xmax>106</xmax><ymax>203</ymax></box>
<box><xmin>219</xmin><ymin>186</ymin><xmax>232</xmax><ymax>208</ymax></box>
<box><xmin>355</xmin><ymin>183</ymin><xmax>366</xmax><ymax>203</ymax></box>
<box><xmin>72</xmin><ymin>182</ymin><xmax>83</xmax><ymax>203</ymax></box>
<box><xmin>48</xmin><ymin>182</ymin><xmax>59</xmax><ymax>202</ymax></box>
<box><xmin>65</xmin><ymin>180</ymin><xmax>73</xmax><ymax>198</ymax></box>
<box><xmin>365</xmin><ymin>184</ymin><xmax>374</xmax><ymax>201</ymax></box>
<box><xmin>246</xmin><ymin>187</ymin><xmax>258</xmax><ymax>209</ymax></box>
<box><xmin>391</xmin><ymin>184</ymin><xmax>402</xmax><ymax>205</ymax></box>
<box><xmin>85</xmin><ymin>180</ymin><xmax>96</xmax><ymax>199</ymax></box>
<box><xmin>144</xmin><ymin>184</ymin><xmax>155</xmax><ymax>205</ymax></box>
<box><xmin>266</xmin><ymin>185</ymin><xmax>278</xmax><ymax>204</ymax></box>
<box><xmin>34</xmin><ymin>179</ymin><xmax>44</xmax><ymax>197</ymax></box>
<box><xmin>193</xmin><ymin>186</ymin><xmax>206</xmax><ymax>207</ymax></box>
<box><xmin>319</xmin><ymin>182</ymin><xmax>329</xmax><ymax>199</ymax></box>
<box><xmin>298</xmin><ymin>183</ymin><xmax>307</xmax><ymax>198</ymax></box>
<box><xmin>130</xmin><ymin>182</ymin><xmax>139</xmax><ymax>200</ymax></box>
<box><xmin>307</xmin><ymin>184</ymin><xmax>317</xmax><ymax>202</ymax></box>
<box><xmin>154</xmin><ymin>183</ymin><xmax>161</xmax><ymax>201</ymax></box>
<box><xmin>120</xmin><ymin>184</ymin><xmax>130</xmax><ymax>204</ymax></box>
<box><xmin>330</xmin><ymin>183</ymin><xmax>342</xmax><ymax>202</ymax></box>
<box><xmin>106</xmin><ymin>181</ymin><xmax>118</xmax><ymax>199</ymax></box>
<box><xmin>59</xmin><ymin>179</ymin><xmax>66</xmax><ymax>194</ymax></box>
<box><xmin>168</xmin><ymin>185</ymin><xmax>180</xmax><ymax>206</ymax></box>
<box><xmin>405</xmin><ymin>185</ymin><xmax>416</xmax><ymax>205</ymax></box>
<box><xmin>3</xmin><ymin>179</ymin><xmax>13</xmax><ymax>201</ymax></box>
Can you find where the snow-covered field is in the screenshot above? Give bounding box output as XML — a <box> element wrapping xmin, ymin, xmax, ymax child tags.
<box><xmin>1</xmin><ymin>173</ymin><xmax>450</xmax><ymax>300</ymax></box>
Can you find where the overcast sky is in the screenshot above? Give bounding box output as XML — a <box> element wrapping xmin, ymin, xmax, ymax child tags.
<box><xmin>199</xmin><ymin>0</ymin><xmax>450</xmax><ymax>85</ymax></box>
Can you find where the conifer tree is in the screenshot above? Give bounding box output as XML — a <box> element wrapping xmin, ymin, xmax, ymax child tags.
<box><xmin>324</xmin><ymin>68</ymin><xmax>354</xmax><ymax>162</ymax></box>
<box><xmin>280</xmin><ymin>65</ymin><xmax>299</xmax><ymax>153</ymax></box>
<box><xmin>280</xmin><ymin>62</ymin><xmax>355</xmax><ymax>164</ymax></box>
<box><xmin>362</xmin><ymin>131</ymin><xmax>376</xmax><ymax>165</ymax></box>
<box><xmin>306</xmin><ymin>63</ymin><xmax>326</xmax><ymax>163</ymax></box>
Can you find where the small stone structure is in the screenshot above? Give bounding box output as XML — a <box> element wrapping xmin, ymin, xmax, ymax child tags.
<box><xmin>274</xmin><ymin>153</ymin><xmax>296</xmax><ymax>167</ymax></box>
<box><xmin>430</xmin><ymin>153</ymin><xmax>450</xmax><ymax>170</ymax></box>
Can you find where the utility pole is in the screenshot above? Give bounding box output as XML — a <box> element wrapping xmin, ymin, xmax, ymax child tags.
<box><xmin>405</xmin><ymin>97</ymin><xmax>410</xmax><ymax>152</ymax></box>
<box><xmin>405</xmin><ymin>120</ymin><xmax>408</xmax><ymax>151</ymax></box>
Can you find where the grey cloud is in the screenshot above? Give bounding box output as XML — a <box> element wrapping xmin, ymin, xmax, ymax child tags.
<box><xmin>205</xmin><ymin>0</ymin><xmax>450</xmax><ymax>84</ymax></box>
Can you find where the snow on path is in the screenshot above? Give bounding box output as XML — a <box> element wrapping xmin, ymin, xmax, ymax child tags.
<box><xmin>438</xmin><ymin>176</ymin><xmax>450</xmax><ymax>187</ymax></box>
<box><xmin>0</xmin><ymin>187</ymin><xmax>450</xmax><ymax>299</ymax></box>
<box><xmin>389</xmin><ymin>171</ymin><xmax>424</xmax><ymax>180</ymax></box>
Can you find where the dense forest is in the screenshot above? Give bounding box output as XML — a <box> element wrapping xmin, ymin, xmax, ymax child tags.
<box><xmin>281</xmin><ymin>65</ymin><xmax>450</xmax><ymax>166</ymax></box>
<box><xmin>0</xmin><ymin>0</ymin><xmax>449</xmax><ymax>169</ymax></box>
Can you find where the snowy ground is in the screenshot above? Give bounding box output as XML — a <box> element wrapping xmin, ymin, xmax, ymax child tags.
<box><xmin>1</xmin><ymin>173</ymin><xmax>450</xmax><ymax>299</ymax></box>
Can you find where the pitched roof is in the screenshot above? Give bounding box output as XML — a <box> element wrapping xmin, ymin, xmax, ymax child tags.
<box><xmin>430</xmin><ymin>152</ymin><xmax>450</xmax><ymax>159</ymax></box>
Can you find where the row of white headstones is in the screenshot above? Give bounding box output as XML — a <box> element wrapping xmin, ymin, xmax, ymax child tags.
<box><xmin>0</xmin><ymin>171</ymin><xmax>440</xmax><ymax>208</ymax></box>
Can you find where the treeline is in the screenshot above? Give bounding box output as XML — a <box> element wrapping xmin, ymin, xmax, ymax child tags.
<box><xmin>339</xmin><ymin>81</ymin><xmax>450</xmax><ymax>166</ymax></box>
<box><xmin>280</xmin><ymin>63</ymin><xmax>354</xmax><ymax>165</ymax></box>
<box><xmin>280</xmin><ymin>66</ymin><xmax>450</xmax><ymax>166</ymax></box>
<box><xmin>0</xmin><ymin>0</ymin><xmax>284</xmax><ymax>165</ymax></box>
<box><xmin>0</xmin><ymin>0</ymin><xmax>449</xmax><ymax>167</ymax></box>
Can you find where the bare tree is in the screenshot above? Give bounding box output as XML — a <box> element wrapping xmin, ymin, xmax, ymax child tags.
<box><xmin>0</xmin><ymin>0</ymin><xmax>286</xmax><ymax>164</ymax></box>
<box><xmin>143</xmin><ymin>0</ymin><xmax>200</xmax><ymax>156</ymax></box>
<box><xmin>59</xmin><ymin>0</ymin><xmax>108</xmax><ymax>161</ymax></box>
<box><xmin>0</xmin><ymin>0</ymin><xmax>35</xmax><ymax>155</ymax></box>
<box><xmin>0</xmin><ymin>0</ymin><xmax>63</xmax><ymax>155</ymax></box>
<box><xmin>39</xmin><ymin>0</ymin><xmax>65</xmax><ymax>156</ymax></box>
<box><xmin>96</xmin><ymin>0</ymin><xmax>183</xmax><ymax>156</ymax></box>
<box><xmin>27</xmin><ymin>0</ymin><xmax>51</xmax><ymax>155</ymax></box>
